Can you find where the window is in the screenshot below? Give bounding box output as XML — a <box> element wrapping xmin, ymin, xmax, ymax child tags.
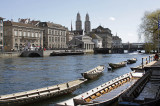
<box><xmin>28</xmin><ymin>32</ymin><xmax>30</xmax><ymax>37</ymax></box>
<box><xmin>39</xmin><ymin>33</ymin><xmax>41</xmax><ymax>38</ymax></box>
<box><xmin>55</xmin><ymin>37</ymin><xmax>57</xmax><ymax>42</ymax></box>
<box><xmin>49</xmin><ymin>37</ymin><xmax>51</xmax><ymax>42</ymax></box>
<box><xmin>35</xmin><ymin>33</ymin><xmax>38</xmax><ymax>37</ymax></box>
<box><xmin>23</xmin><ymin>32</ymin><xmax>26</xmax><ymax>36</ymax></box>
<box><xmin>14</xmin><ymin>30</ymin><xmax>18</xmax><ymax>36</ymax></box>
<box><xmin>32</xmin><ymin>33</ymin><xmax>34</xmax><ymax>37</ymax></box>
<box><xmin>19</xmin><ymin>31</ymin><xmax>22</xmax><ymax>36</ymax></box>
<box><xmin>55</xmin><ymin>30</ymin><xmax>57</xmax><ymax>35</ymax></box>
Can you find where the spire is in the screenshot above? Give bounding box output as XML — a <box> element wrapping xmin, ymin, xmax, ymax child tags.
<box><xmin>71</xmin><ymin>21</ymin><xmax>73</xmax><ymax>31</ymax></box>
<box><xmin>76</xmin><ymin>12</ymin><xmax>81</xmax><ymax>21</ymax></box>
<box><xmin>85</xmin><ymin>13</ymin><xmax>91</xmax><ymax>34</ymax></box>
<box><xmin>76</xmin><ymin>12</ymin><xmax>82</xmax><ymax>31</ymax></box>
<box><xmin>85</xmin><ymin>13</ymin><xmax>89</xmax><ymax>21</ymax></box>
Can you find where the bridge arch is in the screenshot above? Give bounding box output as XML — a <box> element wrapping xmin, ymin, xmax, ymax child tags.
<box><xmin>28</xmin><ymin>53</ymin><xmax>41</xmax><ymax>57</ymax></box>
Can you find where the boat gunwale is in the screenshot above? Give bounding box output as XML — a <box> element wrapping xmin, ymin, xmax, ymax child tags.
<box><xmin>56</xmin><ymin>71</ymin><xmax>143</xmax><ymax>106</ymax></box>
<box><xmin>83</xmin><ymin>65</ymin><xmax>105</xmax><ymax>74</ymax></box>
<box><xmin>0</xmin><ymin>78</ymin><xmax>87</xmax><ymax>101</ymax></box>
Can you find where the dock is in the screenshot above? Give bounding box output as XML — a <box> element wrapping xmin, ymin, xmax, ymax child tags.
<box><xmin>119</xmin><ymin>55</ymin><xmax>160</xmax><ymax>106</ymax></box>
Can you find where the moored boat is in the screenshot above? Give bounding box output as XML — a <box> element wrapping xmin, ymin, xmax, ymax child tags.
<box><xmin>81</xmin><ymin>65</ymin><xmax>105</xmax><ymax>80</ymax></box>
<box><xmin>0</xmin><ymin>78</ymin><xmax>87</xmax><ymax>106</ymax></box>
<box><xmin>108</xmin><ymin>61</ymin><xmax>127</xmax><ymax>69</ymax></box>
<box><xmin>118</xmin><ymin>70</ymin><xmax>160</xmax><ymax>106</ymax></box>
<box><xmin>56</xmin><ymin>70</ymin><xmax>144</xmax><ymax>106</ymax></box>
<box><xmin>127</xmin><ymin>58</ymin><xmax>137</xmax><ymax>64</ymax></box>
<box><xmin>50</xmin><ymin>51</ymin><xmax>84</xmax><ymax>56</ymax></box>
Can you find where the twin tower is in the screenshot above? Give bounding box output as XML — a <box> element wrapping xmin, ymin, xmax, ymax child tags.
<box><xmin>75</xmin><ymin>12</ymin><xmax>91</xmax><ymax>34</ymax></box>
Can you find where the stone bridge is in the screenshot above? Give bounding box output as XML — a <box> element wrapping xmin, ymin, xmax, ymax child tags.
<box><xmin>20</xmin><ymin>50</ymin><xmax>43</xmax><ymax>57</ymax></box>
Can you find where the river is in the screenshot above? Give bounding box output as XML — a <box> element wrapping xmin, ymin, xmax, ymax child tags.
<box><xmin>0</xmin><ymin>53</ymin><xmax>150</xmax><ymax>106</ymax></box>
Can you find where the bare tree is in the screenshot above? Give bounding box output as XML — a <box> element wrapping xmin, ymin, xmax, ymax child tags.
<box><xmin>138</xmin><ymin>9</ymin><xmax>160</xmax><ymax>53</ymax></box>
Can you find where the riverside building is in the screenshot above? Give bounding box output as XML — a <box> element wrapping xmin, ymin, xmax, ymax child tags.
<box><xmin>3</xmin><ymin>20</ymin><xmax>43</xmax><ymax>51</ymax></box>
<box><xmin>91</xmin><ymin>26</ymin><xmax>112</xmax><ymax>49</ymax></box>
<box><xmin>0</xmin><ymin>17</ymin><xmax>5</xmax><ymax>51</ymax></box>
<box><xmin>68</xmin><ymin>35</ymin><xmax>94</xmax><ymax>53</ymax></box>
<box><xmin>39</xmin><ymin>22</ymin><xmax>67</xmax><ymax>49</ymax></box>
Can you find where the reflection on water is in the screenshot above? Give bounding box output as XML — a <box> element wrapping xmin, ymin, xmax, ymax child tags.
<box><xmin>0</xmin><ymin>53</ymin><xmax>149</xmax><ymax>105</ymax></box>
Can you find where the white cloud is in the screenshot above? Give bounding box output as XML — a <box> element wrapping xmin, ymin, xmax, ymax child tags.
<box><xmin>109</xmin><ymin>17</ymin><xmax>115</xmax><ymax>21</ymax></box>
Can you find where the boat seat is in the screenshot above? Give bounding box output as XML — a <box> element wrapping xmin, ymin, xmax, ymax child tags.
<box><xmin>100</xmin><ymin>90</ymin><xmax>105</xmax><ymax>94</ymax></box>
<box><xmin>84</xmin><ymin>97</ymin><xmax>92</xmax><ymax>102</ymax></box>
<box><xmin>90</xmin><ymin>95</ymin><xmax>97</xmax><ymax>99</ymax></box>
<box><xmin>96</xmin><ymin>92</ymin><xmax>101</xmax><ymax>97</ymax></box>
<box><xmin>105</xmin><ymin>88</ymin><xmax>109</xmax><ymax>93</ymax></box>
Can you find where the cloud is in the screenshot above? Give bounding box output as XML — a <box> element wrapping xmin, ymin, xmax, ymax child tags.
<box><xmin>109</xmin><ymin>17</ymin><xmax>115</xmax><ymax>21</ymax></box>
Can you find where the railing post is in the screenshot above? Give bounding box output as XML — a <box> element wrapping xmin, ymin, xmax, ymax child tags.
<box><xmin>146</xmin><ymin>58</ymin><xmax>148</xmax><ymax>64</ymax></box>
<box><xmin>142</xmin><ymin>58</ymin><xmax>144</xmax><ymax>69</ymax></box>
<box><xmin>149</xmin><ymin>56</ymin><xmax>150</xmax><ymax>63</ymax></box>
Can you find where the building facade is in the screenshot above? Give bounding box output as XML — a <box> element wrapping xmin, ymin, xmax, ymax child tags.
<box><xmin>91</xmin><ymin>25</ymin><xmax>112</xmax><ymax>48</ymax></box>
<box><xmin>3</xmin><ymin>21</ymin><xmax>43</xmax><ymax>51</ymax></box>
<box><xmin>112</xmin><ymin>35</ymin><xmax>123</xmax><ymax>48</ymax></box>
<box><xmin>68</xmin><ymin>35</ymin><xmax>94</xmax><ymax>53</ymax></box>
<box><xmin>66</xmin><ymin>30</ymin><xmax>74</xmax><ymax>44</ymax></box>
<box><xmin>0</xmin><ymin>17</ymin><xmax>4</xmax><ymax>51</ymax></box>
<box><xmin>90</xmin><ymin>34</ymin><xmax>102</xmax><ymax>48</ymax></box>
<box><xmin>39</xmin><ymin>22</ymin><xmax>67</xmax><ymax>49</ymax></box>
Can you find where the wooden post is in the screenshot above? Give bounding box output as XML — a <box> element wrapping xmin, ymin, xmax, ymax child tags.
<box><xmin>142</xmin><ymin>58</ymin><xmax>144</xmax><ymax>69</ymax></box>
<box><xmin>146</xmin><ymin>58</ymin><xmax>148</xmax><ymax>64</ymax></box>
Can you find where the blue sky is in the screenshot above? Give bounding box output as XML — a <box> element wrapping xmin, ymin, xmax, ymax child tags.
<box><xmin>1</xmin><ymin>0</ymin><xmax>160</xmax><ymax>43</ymax></box>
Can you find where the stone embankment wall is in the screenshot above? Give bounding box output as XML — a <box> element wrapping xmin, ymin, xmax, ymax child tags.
<box><xmin>0</xmin><ymin>52</ymin><xmax>21</xmax><ymax>58</ymax></box>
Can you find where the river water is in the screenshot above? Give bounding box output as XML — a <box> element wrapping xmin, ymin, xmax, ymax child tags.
<box><xmin>0</xmin><ymin>53</ymin><xmax>150</xmax><ymax>106</ymax></box>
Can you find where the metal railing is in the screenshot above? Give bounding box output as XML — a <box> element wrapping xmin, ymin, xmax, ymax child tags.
<box><xmin>141</xmin><ymin>55</ymin><xmax>155</xmax><ymax>69</ymax></box>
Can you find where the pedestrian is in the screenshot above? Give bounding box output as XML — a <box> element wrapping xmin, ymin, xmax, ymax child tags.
<box><xmin>154</xmin><ymin>53</ymin><xmax>159</xmax><ymax>61</ymax></box>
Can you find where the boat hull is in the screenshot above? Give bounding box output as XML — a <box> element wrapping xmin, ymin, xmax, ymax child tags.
<box><xmin>0</xmin><ymin>78</ymin><xmax>87</xmax><ymax>106</ymax></box>
<box><xmin>56</xmin><ymin>71</ymin><xmax>144</xmax><ymax>106</ymax></box>
<box><xmin>118</xmin><ymin>70</ymin><xmax>160</xmax><ymax>106</ymax></box>
<box><xmin>50</xmin><ymin>52</ymin><xmax>84</xmax><ymax>56</ymax></box>
<box><xmin>127</xmin><ymin>58</ymin><xmax>137</xmax><ymax>64</ymax></box>
<box><xmin>81</xmin><ymin>65</ymin><xmax>105</xmax><ymax>80</ymax></box>
<box><xmin>108</xmin><ymin>62</ymin><xmax>126</xmax><ymax>69</ymax></box>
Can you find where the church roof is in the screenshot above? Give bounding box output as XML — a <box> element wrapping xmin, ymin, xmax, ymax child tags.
<box><xmin>90</xmin><ymin>34</ymin><xmax>102</xmax><ymax>40</ymax></box>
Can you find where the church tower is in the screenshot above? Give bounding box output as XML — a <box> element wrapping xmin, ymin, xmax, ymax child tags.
<box><xmin>85</xmin><ymin>13</ymin><xmax>91</xmax><ymax>34</ymax></box>
<box><xmin>76</xmin><ymin>12</ymin><xmax>82</xmax><ymax>31</ymax></box>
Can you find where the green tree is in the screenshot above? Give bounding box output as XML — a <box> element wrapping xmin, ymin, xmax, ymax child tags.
<box><xmin>139</xmin><ymin>9</ymin><xmax>160</xmax><ymax>52</ymax></box>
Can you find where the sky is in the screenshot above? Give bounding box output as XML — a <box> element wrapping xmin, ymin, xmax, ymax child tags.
<box><xmin>1</xmin><ymin>0</ymin><xmax>160</xmax><ymax>43</ymax></box>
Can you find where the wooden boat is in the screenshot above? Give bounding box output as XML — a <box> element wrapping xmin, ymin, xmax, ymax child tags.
<box><xmin>118</xmin><ymin>70</ymin><xmax>160</xmax><ymax>106</ymax></box>
<box><xmin>108</xmin><ymin>61</ymin><xmax>127</xmax><ymax>69</ymax></box>
<box><xmin>127</xmin><ymin>58</ymin><xmax>137</xmax><ymax>64</ymax></box>
<box><xmin>81</xmin><ymin>65</ymin><xmax>105</xmax><ymax>80</ymax></box>
<box><xmin>0</xmin><ymin>78</ymin><xmax>87</xmax><ymax>106</ymax></box>
<box><xmin>50</xmin><ymin>51</ymin><xmax>84</xmax><ymax>56</ymax></box>
<box><xmin>56</xmin><ymin>70</ymin><xmax>144</xmax><ymax>106</ymax></box>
